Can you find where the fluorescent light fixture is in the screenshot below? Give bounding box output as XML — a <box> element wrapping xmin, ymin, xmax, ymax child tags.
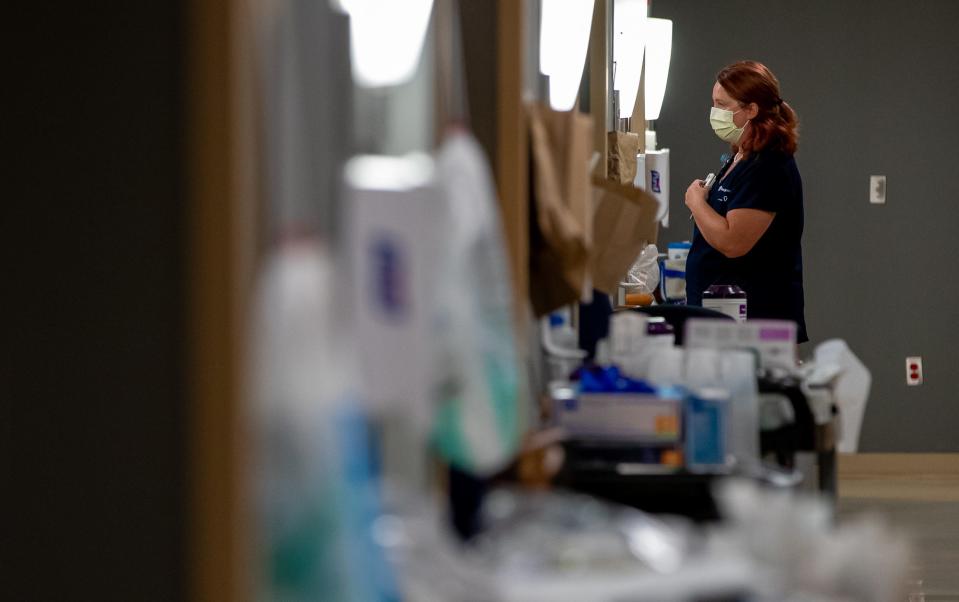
<box><xmin>644</xmin><ymin>18</ymin><xmax>672</xmax><ymax>121</ymax></box>
<box><xmin>539</xmin><ymin>0</ymin><xmax>595</xmax><ymax>111</ymax></box>
<box><xmin>339</xmin><ymin>0</ymin><xmax>435</xmax><ymax>88</ymax></box>
<box><xmin>613</xmin><ymin>0</ymin><xmax>647</xmax><ymax>118</ymax></box>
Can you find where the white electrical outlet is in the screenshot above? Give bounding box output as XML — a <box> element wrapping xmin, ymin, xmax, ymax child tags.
<box><xmin>870</xmin><ymin>175</ymin><xmax>886</xmax><ymax>204</ymax></box>
<box><xmin>906</xmin><ymin>356</ymin><xmax>923</xmax><ymax>386</ymax></box>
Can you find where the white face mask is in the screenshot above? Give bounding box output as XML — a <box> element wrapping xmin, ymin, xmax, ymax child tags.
<box><xmin>710</xmin><ymin>106</ymin><xmax>747</xmax><ymax>144</ymax></box>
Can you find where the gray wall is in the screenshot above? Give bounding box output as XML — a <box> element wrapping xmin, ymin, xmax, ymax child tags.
<box><xmin>651</xmin><ymin>0</ymin><xmax>959</xmax><ymax>452</ymax></box>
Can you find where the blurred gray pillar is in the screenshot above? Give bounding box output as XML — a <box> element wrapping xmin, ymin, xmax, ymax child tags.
<box><xmin>259</xmin><ymin>0</ymin><xmax>353</xmax><ymax>241</ymax></box>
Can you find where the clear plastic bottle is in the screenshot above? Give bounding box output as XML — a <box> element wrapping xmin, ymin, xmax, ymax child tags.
<box><xmin>718</xmin><ymin>350</ymin><xmax>760</xmax><ymax>469</ymax></box>
<box><xmin>684</xmin><ymin>387</ymin><xmax>729</xmax><ymax>472</ymax></box>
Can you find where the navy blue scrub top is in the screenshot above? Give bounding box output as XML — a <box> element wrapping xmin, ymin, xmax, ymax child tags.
<box><xmin>686</xmin><ymin>149</ymin><xmax>808</xmax><ymax>343</ymax></box>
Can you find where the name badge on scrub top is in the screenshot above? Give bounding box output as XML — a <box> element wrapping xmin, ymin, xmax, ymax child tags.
<box><xmin>715</xmin><ymin>184</ymin><xmax>732</xmax><ymax>203</ymax></box>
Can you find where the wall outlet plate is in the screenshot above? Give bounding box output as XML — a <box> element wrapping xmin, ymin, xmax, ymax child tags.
<box><xmin>870</xmin><ymin>175</ymin><xmax>886</xmax><ymax>204</ymax></box>
<box><xmin>906</xmin><ymin>356</ymin><xmax>923</xmax><ymax>386</ymax></box>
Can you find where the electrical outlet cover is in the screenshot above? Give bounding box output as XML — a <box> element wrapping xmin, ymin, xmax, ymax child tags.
<box><xmin>906</xmin><ymin>356</ymin><xmax>922</xmax><ymax>386</ymax></box>
<box><xmin>870</xmin><ymin>175</ymin><xmax>886</xmax><ymax>204</ymax></box>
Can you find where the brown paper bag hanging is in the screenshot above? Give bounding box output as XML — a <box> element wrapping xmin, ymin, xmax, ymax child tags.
<box><xmin>543</xmin><ymin>104</ymin><xmax>594</xmax><ymax>253</ymax></box>
<box><xmin>606</xmin><ymin>131</ymin><xmax>641</xmax><ymax>185</ymax></box>
<box><xmin>527</xmin><ymin>102</ymin><xmax>594</xmax><ymax>316</ymax></box>
<box><xmin>589</xmin><ymin>176</ymin><xmax>659</xmax><ymax>296</ymax></box>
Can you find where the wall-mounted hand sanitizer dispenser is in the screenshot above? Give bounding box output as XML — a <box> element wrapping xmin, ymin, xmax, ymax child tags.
<box><xmin>635</xmin><ymin>149</ymin><xmax>670</xmax><ymax>227</ymax></box>
<box><xmin>344</xmin><ymin>153</ymin><xmax>439</xmax><ymax>426</ymax></box>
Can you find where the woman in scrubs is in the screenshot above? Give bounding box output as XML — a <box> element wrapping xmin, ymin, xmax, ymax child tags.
<box><xmin>684</xmin><ymin>61</ymin><xmax>808</xmax><ymax>343</ymax></box>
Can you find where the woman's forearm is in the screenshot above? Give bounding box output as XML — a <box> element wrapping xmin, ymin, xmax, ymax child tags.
<box><xmin>684</xmin><ymin>179</ymin><xmax>774</xmax><ymax>259</ymax></box>
<box><xmin>693</xmin><ymin>203</ymin><xmax>775</xmax><ymax>258</ymax></box>
<box><xmin>691</xmin><ymin>202</ymin><xmax>736</xmax><ymax>256</ymax></box>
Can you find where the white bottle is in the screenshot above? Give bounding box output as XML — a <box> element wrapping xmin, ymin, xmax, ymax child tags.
<box><xmin>251</xmin><ymin>242</ymin><xmax>396</xmax><ymax>601</ymax></box>
<box><xmin>609</xmin><ymin>312</ymin><xmax>647</xmax><ymax>377</ymax></box>
<box><xmin>701</xmin><ymin>284</ymin><xmax>748</xmax><ymax>322</ymax></box>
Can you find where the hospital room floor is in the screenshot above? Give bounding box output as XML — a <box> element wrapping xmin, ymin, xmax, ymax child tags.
<box><xmin>838</xmin><ymin>455</ymin><xmax>959</xmax><ymax>600</ymax></box>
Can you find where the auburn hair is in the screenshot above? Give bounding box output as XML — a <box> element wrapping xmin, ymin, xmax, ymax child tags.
<box><xmin>717</xmin><ymin>61</ymin><xmax>799</xmax><ymax>155</ymax></box>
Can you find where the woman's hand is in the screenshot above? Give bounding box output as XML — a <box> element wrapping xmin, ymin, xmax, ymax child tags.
<box><xmin>685</xmin><ymin>179</ymin><xmax>708</xmax><ymax>213</ymax></box>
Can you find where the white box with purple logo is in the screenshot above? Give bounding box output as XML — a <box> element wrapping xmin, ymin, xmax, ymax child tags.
<box><xmin>684</xmin><ymin>319</ymin><xmax>797</xmax><ymax>369</ymax></box>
